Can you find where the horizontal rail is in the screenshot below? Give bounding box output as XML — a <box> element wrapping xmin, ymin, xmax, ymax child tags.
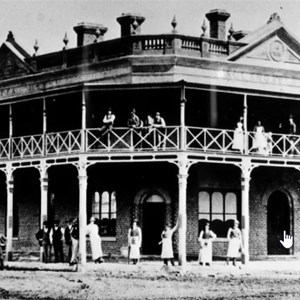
<box><xmin>0</xmin><ymin>126</ymin><xmax>299</xmax><ymax>161</ymax></box>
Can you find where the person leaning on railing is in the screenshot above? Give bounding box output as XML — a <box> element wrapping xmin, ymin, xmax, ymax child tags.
<box><xmin>99</xmin><ymin>108</ymin><xmax>116</xmax><ymax>136</ymax></box>
<box><xmin>153</xmin><ymin>112</ymin><xmax>166</xmax><ymax>149</ymax></box>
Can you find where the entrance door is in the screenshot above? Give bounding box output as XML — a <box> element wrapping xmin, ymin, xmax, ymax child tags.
<box><xmin>267</xmin><ymin>191</ymin><xmax>290</xmax><ymax>255</ymax></box>
<box><xmin>142</xmin><ymin>194</ymin><xmax>165</xmax><ymax>255</ymax></box>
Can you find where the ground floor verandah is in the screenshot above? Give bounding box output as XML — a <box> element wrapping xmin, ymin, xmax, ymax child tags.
<box><xmin>0</xmin><ymin>156</ymin><xmax>299</xmax><ymax>265</ymax></box>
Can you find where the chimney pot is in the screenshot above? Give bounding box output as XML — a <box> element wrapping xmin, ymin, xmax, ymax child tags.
<box><xmin>205</xmin><ymin>9</ymin><xmax>230</xmax><ymax>40</ymax></box>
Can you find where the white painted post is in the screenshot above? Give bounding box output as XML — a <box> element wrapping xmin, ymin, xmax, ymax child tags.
<box><xmin>5</xmin><ymin>168</ymin><xmax>14</xmax><ymax>261</ymax></box>
<box><xmin>78</xmin><ymin>162</ymin><xmax>87</xmax><ymax>265</ymax></box>
<box><xmin>177</xmin><ymin>155</ymin><xmax>189</xmax><ymax>268</ymax></box>
<box><xmin>241</xmin><ymin>161</ymin><xmax>252</xmax><ymax>264</ymax></box>
<box><xmin>40</xmin><ymin>166</ymin><xmax>48</xmax><ymax>262</ymax></box>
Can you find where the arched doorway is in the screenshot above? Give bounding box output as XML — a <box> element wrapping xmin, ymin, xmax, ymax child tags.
<box><xmin>142</xmin><ymin>193</ymin><xmax>166</xmax><ymax>255</ymax></box>
<box><xmin>267</xmin><ymin>191</ymin><xmax>291</xmax><ymax>255</ymax></box>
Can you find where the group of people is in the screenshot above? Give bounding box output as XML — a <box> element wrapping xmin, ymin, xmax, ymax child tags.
<box><xmin>127</xmin><ymin>219</ymin><xmax>243</xmax><ymax>268</ymax></box>
<box><xmin>232</xmin><ymin>115</ymin><xmax>298</xmax><ymax>155</ymax></box>
<box><xmin>35</xmin><ymin>217</ymin><xmax>104</xmax><ymax>265</ymax></box>
<box><xmin>99</xmin><ymin>108</ymin><xmax>167</xmax><ymax>147</ymax></box>
<box><xmin>198</xmin><ymin>220</ymin><xmax>243</xmax><ymax>267</ymax></box>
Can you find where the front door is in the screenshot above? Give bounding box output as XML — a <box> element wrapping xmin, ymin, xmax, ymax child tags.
<box><xmin>142</xmin><ymin>194</ymin><xmax>165</xmax><ymax>255</ymax></box>
<box><xmin>267</xmin><ymin>191</ymin><xmax>290</xmax><ymax>255</ymax></box>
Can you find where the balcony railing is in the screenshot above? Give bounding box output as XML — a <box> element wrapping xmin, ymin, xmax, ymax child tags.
<box><xmin>1</xmin><ymin>126</ymin><xmax>300</xmax><ymax>160</ymax></box>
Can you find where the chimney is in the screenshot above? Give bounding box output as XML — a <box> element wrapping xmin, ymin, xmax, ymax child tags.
<box><xmin>73</xmin><ymin>22</ymin><xmax>108</xmax><ymax>47</ymax></box>
<box><xmin>116</xmin><ymin>13</ymin><xmax>145</xmax><ymax>37</ymax></box>
<box><xmin>205</xmin><ymin>9</ymin><xmax>230</xmax><ymax>40</ymax></box>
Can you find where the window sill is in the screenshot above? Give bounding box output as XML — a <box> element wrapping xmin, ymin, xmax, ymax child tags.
<box><xmin>214</xmin><ymin>238</ymin><xmax>229</xmax><ymax>242</ymax></box>
<box><xmin>101</xmin><ymin>237</ymin><xmax>117</xmax><ymax>242</ymax></box>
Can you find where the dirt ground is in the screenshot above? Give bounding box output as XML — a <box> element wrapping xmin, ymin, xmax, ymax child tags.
<box><xmin>0</xmin><ymin>260</ymin><xmax>300</xmax><ymax>299</ymax></box>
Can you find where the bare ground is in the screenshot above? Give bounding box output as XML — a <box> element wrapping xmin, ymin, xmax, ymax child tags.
<box><xmin>0</xmin><ymin>260</ymin><xmax>299</xmax><ymax>299</ymax></box>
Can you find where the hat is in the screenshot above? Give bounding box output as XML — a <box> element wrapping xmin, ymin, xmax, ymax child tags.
<box><xmin>43</xmin><ymin>221</ymin><xmax>48</xmax><ymax>226</ymax></box>
<box><xmin>54</xmin><ymin>220</ymin><xmax>60</xmax><ymax>225</ymax></box>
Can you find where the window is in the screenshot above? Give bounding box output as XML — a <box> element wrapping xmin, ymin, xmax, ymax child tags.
<box><xmin>198</xmin><ymin>190</ymin><xmax>239</xmax><ymax>237</ymax></box>
<box><xmin>92</xmin><ymin>191</ymin><xmax>116</xmax><ymax>236</ymax></box>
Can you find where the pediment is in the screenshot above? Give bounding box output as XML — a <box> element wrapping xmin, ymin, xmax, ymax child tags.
<box><xmin>0</xmin><ymin>43</ymin><xmax>33</xmax><ymax>79</ymax></box>
<box><xmin>228</xmin><ymin>23</ymin><xmax>300</xmax><ymax>69</ymax></box>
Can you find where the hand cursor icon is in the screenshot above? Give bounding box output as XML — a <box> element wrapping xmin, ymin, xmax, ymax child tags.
<box><xmin>280</xmin><ymin>231</ymin><xmax>293</xmax><ymax>249</ymax></box>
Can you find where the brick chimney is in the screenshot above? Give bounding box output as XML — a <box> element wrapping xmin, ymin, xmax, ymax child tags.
<box><xmin>205</xmin><ymin>9</ymin><xmax>230</xmax><ymax>40</ymax></box>
<box><xmin>116</xmin><ymin>13</ymin><xmax>145</xmax><ymax>37</ymax></box>
<box><xmin>73</xmin><ymin>22</ymin><xmax>108</xmax><ymax>46</ymax></box>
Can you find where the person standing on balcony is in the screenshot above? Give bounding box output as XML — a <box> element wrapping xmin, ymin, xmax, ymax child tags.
<box><xmin>288</xmin><ymin>115</ymin><xmax>297</xmax><ymax>156</ymax></box>
<box><xmin>127</xmin><ymin>109</ymin><xmax>143</xmax><ymax>149</ymax></box>
<box><xmin>232</xmin><ymin>117</ymin><xmax>244</xmax><ymax>154</ymax></box>
<box><xmin>252</xmin><ymin>120</ymin><xmax>267</xmax><ymax>154</ymax></box>
<box><xmin>198</xmin><ymin>222</ymin><xmax>216</xmax><ymax>266</ymax></box>
<box><xmin>35</xmin><ymin>221</ymin><xmax>51</xmax><ymax>263</ymax></box>
<box><xmin>99</xmin><ymin>108</ymin><xmax>116</xmax><ymax>136</ymax></box>
<box><xmin>153</xmin><ymin>112</ymin><xmax>166</xmax><ymax>149</ymax></box>
<box><xmin>50</xmin><ymin>220</ymin><xmax>64</xmax><ymax>263</ymax></box>
<box><xmin>160</xmin><ymin>220</ymin><xmax>178</xmax><ymax>267</ymax></box>
<box><xmin>128</xmin><ymin>219</ymin><xmax>142</xmax><ymax>264</ymax></box>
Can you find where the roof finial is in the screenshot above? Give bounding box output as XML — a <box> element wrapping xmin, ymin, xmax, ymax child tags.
<box><xmin>201</xmin><ymin>19</ymin><xmax>207</xmax><ymax>37</ymax></box>
<box><xmin>63</xmin><ymin>32</ymin><xmax>69</xmax><ymax>50</ymax></box>
<box><xmin>6</xmin><ymin>31</ymin><xmax>15</xmax><ymax>42</ymax></box>
<box><xmin>171</xmin><ymin>15</ymin><xmax>177</xmax><ymax>33</ymax></box>
<box><xmin>33</xmin><ymin>39</ymin><xmax>39</xmax><ymax>56</ymax></box>
<box><xmin>94</xmin><ymin>27</ymin><xmax>101</xmax><ymax>43</ymax></box>
<box><xmin>267</xmin><ymin>12</ymin><xmax>281</xmax><ymax>24</ymax></box>
<box><xmin>228</xmin><ymin>23</ymin><xmax>235</xmax><ymax>41</ymax></box>
<box><xmin>132</xmin><ymin>18</ymin><xmax>138</xmax><ymax>34</ymax></box>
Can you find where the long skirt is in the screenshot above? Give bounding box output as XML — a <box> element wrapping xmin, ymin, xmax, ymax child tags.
<box><xmin>198</xmin><ymin>240</ymin><xmax>213</xmax><ymax>264</ymax></box>
<box><xmin>227</xmin><ymin>237</ymin><xmax>241</xmax><ymax>258</ymax></box>
<box><xmin>129</xmin><ymin>236</ymin><xmax>140</xmax><ymax>259</ymax></box>
<box><xmin>161</xmin><ymin>238</ymin><xmax>173</xmax><ymax>259</ymax></box>
<box><xmin>90</xmin><ymin>235</ymin><xmax>103</xmax><ymax>260</ymax></box>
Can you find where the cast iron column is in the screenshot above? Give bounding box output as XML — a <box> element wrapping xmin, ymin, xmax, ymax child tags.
<box><xmin>241</xmin><ymin>159</ymin><xmax>252</xmax><ymax>264</ymax></box>
<box><xmin>5</xmin><ymin>167</ymin><xmax>14</xmax><ymax>261</ymax></box>
<box><xmin>177</xmin><ymin>154</ymin><xmax>189</xmax><ymax>268</ymax></box>
<box><xmin>78</xmin><ymin>161</ymin><xmax>87</xmax><ymax>264</ymax></box>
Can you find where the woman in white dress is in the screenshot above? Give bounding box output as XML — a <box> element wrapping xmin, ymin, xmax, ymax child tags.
<box><xmin>160</xmin><ymin>220</ymin><xmax>178</xmax><ymax>266</ymax></box>
<box><xmin>128</xmin><ymin>220</ymin><xmax>142</xmax><ymax>264</ymax></box>
<box><xmin>86</xmin><ymin>217</ymin><xmax>104</xmax><ymax>264</ymax></box>
<box><xmin>232</xmin><ymin>118</ymin><xmax>244</xmax><ymax>153</ymax></box>
<box><xmin>226</xmin><ymin>220</ymin><xmax>243</xmax><ymax>266</ymax></box>
<box><xmin>252</xmin><ymin>121</ymin><xmax>267</xmax><ymax>154</ymax></box>
<box><xmin>198</xmin><ymin>222</ymin><xmax>216</xmax><ymax>266</ymax></box>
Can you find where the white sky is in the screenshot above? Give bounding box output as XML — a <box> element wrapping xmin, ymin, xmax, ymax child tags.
<box><xmin>0</xmin><ymin>0</ymin><xmax>300</xmax><ymax>54</ymax></box>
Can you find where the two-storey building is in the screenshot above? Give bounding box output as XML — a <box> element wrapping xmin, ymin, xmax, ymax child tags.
<box><xmin>1</xmin><ymin>9</ymin><xmax>300</xmax><ymax>265</ymax></box>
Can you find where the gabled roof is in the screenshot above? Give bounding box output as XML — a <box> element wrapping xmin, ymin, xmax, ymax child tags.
<box><xmin>0</xmin><ymin>32</ymin><xmax>35</xmax><ymax>79</ymax></box>
<box><xmin>227</xmin><ymin>14</ymin><xmax>300</xmax><ymax>69</ymax></box>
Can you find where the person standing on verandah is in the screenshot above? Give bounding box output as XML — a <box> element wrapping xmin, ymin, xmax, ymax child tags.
<box><xmin>252</xmin><ymin>120</ymin><xmax>267</xmax><ymax>154</ymax></box>
<box><xmin>198</xmin><ymin>222</ymin><xmax>216</xmax><ymax>266</ymax></box>
<box><xmin>128</xmin><ymin>219</ymin><xmax>142</xmax><ymax>264</ymax></box>
<box><xmin>226</xmin><ymin>220</ymin><xmax>243</xmax><ymax>266</ymax></box>
<box><xmin>86</xmin><ymin>217</ymin><xmax>104</xmax><ymax>264</ymax></box>
<box><xmin>232</xmin><ymin>117</ymin><xmax>244</xmax><ymax>154</ymax></box>
<box><xmin>160</xmin><ymin>220</ymin><xmax>178</xmax><ymax>267</ymax></box>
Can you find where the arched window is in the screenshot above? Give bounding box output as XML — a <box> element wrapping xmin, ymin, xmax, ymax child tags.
<box><xmin>92</xmin><ymin>191</ymin><xmax>117</xmax><ymax>236</ymax></box>
<box><xmin>198</xmin><ymin>190</ymin><xmax>239</xmax><ymax>237</ymax></box>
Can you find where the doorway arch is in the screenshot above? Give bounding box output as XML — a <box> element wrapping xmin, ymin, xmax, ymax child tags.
<box><xmin>142</xmin><ymin>193</ymin><xmax>166</xmax><ymax>255</ymax></box>
<box><xmin>267</xmin><ymin>190</ymin><xmax>291</xmax><ymax>255</ymax></box>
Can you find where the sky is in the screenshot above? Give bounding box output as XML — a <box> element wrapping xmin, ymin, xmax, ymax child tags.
<box><xmin>1</xmin><ymin>0</ymin><xmax>300</xmax><ymax>54</ymax></box>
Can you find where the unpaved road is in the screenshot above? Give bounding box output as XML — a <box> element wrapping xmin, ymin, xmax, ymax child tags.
<box><xmin>0</xmin><ymin>261</ymin><xmax>299</xmax><ymax>299</ymax></box>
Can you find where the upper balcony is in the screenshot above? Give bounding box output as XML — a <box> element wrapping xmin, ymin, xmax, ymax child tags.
<box><xmin>1</xmin><ymin>126</ymin><xmax>300</xmax><ymax>165</ymax></box>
